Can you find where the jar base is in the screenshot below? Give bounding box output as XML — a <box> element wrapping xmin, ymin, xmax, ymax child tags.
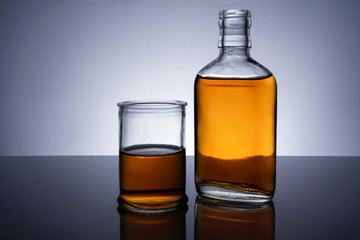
<box><xmin>118</xmin><ymin>195</ymin><xmax>188</xmax><ymax>214</ymax></box>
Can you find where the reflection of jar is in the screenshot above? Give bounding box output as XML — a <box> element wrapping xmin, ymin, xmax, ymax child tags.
<box><xmin>195</xmin><ymin>196</ymin><xmax>275</xmax><ymax>240</ymax></box>
<box><xmin>119</xmin><ymin>205</ymin><xmax>187</xmax><ymax>240</ymax></box>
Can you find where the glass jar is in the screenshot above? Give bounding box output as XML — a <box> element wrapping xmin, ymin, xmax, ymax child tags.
<box><xmin>118</xmin><ymin>100</ymin><xmax>187</xmax><ymax>212</ymax></box>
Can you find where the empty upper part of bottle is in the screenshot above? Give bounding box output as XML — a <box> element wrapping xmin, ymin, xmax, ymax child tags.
<box><xmin>198</xmin><ymin>9</ymin><xmax>272</xmax><ymax>79</ymax></box>
<box><xmin>218</xmin><ymin>9</ymin><xmax>252</xmax><ymax>48</ymax></box>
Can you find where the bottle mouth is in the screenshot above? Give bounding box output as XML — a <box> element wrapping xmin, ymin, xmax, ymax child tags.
<box><xmin>218</xmin><ymin>9</ymin><xmax>252</xmax><ymax>48</ymax></box>
<box><xmin>219</xmin><ymin>9</ymin><xmax>251</xmax><ymax>19</ymax></box>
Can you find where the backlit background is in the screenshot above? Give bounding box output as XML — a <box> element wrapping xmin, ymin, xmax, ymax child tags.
<box><xmin>1</xmin><ymin>0</ymin><xmax>359</xmax><ymax>156</ymax></box>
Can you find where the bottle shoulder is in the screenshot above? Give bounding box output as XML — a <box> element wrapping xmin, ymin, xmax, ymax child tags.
<box><xmin>198</xmin><ymin>54</ymin><xmax>272</xmax><ymax>79</ymax></box>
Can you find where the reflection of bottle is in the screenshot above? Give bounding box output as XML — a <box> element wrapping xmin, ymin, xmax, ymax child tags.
<box><xmin>195</xmin><ymin>9</ymin><xmax>277</xmax><ymax>202</ymax></box>
<box><xmin>119</xmin><ymin>205</ymin><xmax>187</xmax><ymax>240</ymax></box>
<box><xmin>195</xmin><ymin>196</ymin><xmax>275</xmax><ymax>240</ymax></box>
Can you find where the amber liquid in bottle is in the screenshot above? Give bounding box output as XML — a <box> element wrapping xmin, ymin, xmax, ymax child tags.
<box><xmin>119</xmin><ymin>144</ymin><xmax>186</xmax><ymax>210</ymax></box>
<box><xmin>195</xmin><ymin>74</ymin><xmax>277</xmax><ymax>200</ymax></box>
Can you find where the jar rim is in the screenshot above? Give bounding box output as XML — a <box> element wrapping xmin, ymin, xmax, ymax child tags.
<box><xmin>117</xmin><ymin>100</ymin><xmax>187</xmax><ymax>109</ymax></box>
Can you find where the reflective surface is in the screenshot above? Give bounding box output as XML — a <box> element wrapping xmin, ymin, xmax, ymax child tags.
<box><xmin>1</xmin><ymin>156</ymin><xmax>360</xmax><ymax>239</ymax></box>
<box><xmin>120</xmin><ymin>204</ymin><xmax>188</xmax><ymax>240</ymax></box>
<box><xmin>195</xmin><ymin>196</ymin><xmax>275</xmax><ymax>240</ymax></box>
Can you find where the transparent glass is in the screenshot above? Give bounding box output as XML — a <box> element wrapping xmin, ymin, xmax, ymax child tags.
<box><xmin>195</xmin><ymin>9</ymin><xmax>277</xmax><ymax>202</ymax></box>
<box><xmin>195</xmin><ymin>196</ymin><xmax>275</xmax><ymax>240</ymax></box>
<box><xmin>118</xmin><ymin>100</ymin><xmax>187</xmax><ymax>213</ymax></box>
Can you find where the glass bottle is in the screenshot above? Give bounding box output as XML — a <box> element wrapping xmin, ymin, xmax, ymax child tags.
<box><xmin>194</xmin><ymin>9</ymin><xmax>277</xmax><ymax>202</ymax></box>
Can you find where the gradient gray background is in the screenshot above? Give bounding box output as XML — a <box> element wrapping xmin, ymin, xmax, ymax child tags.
<box><xmin>1</xmin><ymin>0</ymin><xmax>359</xmax><ymax>156</ymax></box>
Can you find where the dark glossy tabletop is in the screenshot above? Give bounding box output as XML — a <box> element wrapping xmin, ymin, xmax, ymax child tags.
<box><xmin>1</xmin><ymin>156</ymin><xmax>360</xmax><ymax>239</ymax></box>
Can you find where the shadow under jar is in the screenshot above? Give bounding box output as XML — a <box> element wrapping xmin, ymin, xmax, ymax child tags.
<box><xmin>118</xmin><ymin>100</ymin><xmax>187</xmax><ymax>213</ymax></box>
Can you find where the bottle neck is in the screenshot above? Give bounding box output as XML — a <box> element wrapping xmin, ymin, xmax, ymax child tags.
<box><xmin>218</xmin><ymin>47</ymin><xmax>250</xmax><ymax>58</ymax></box>
<box><xmin>218</xmin><ymin>9</ymin><xmax>252</xmax><ymax>48</ymax></box>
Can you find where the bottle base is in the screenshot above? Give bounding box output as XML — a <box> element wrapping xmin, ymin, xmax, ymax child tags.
<box><xmin>197</xmin><ymin>184</ymin><xmax>273</xmax><ymax>203</ymax></box>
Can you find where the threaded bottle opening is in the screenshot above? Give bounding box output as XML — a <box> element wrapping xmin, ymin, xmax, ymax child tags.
<box><xmin>218</xmin><ymin>9</ymin><xmax>252</xmax><ymax>48</ymax></box>
<box><xmin>219</xmin><ymin>9</ymin><xmax>251</xmax><ymax>18</ymax></box>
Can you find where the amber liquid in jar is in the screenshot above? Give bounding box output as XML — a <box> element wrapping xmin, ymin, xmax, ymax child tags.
<box><xmin>119</xmin><ymin>144</ymin><xmax>186</xmax><ymax>210</ymax></box>
<box><xmin>195</xmin><ymin>74</ymin><xmax>277</xmax><ymax>201</ymax></box>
